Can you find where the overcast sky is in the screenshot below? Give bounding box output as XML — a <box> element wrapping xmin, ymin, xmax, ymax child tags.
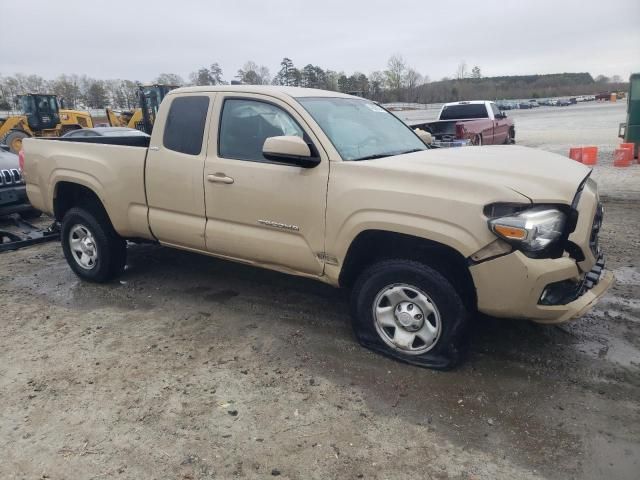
<box><xmin>1</xmin><ymin>0</ymin><xmax>638</xmax><ymax>82</ymax></box>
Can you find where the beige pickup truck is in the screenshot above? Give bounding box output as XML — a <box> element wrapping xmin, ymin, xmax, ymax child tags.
<box><xmin>22</xmin><ymin>85</ymin><xmax>613</xmax><ymax>369</ymax></box>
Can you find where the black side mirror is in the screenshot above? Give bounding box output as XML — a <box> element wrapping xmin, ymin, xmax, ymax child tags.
<box><xmin>262</xmin><ymin>136</ymin><xmax>321</xmax><ymax>168</ymax></box>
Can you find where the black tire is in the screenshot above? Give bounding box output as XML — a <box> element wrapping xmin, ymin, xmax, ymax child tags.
<box><xmin>504</xmin><ymin>127</ymin><xmax>516</xmax><ymax>145</ymax></box>
<box><xmin>19</xmin><ymin>208</ymin><xmax>42</xmax><ymax>220</ymax></box>
<box><xmin>472</xmin><ymin>134</ymin><xmax>483</xmax><ymax>146</ymax></box>
<box><xmin>3</xmin><ymin>130</ymin><xmax>29</xmax><ymax>154</ymax></box>
<box><xmin>350</xmin><ymin>259</ymin><xmax>470</xmax><ymax>370</ymax></box>
<box><xmin>61</xmin><ymin>206</ymin><xmax>126</xmax><ymax>283</ymax></box>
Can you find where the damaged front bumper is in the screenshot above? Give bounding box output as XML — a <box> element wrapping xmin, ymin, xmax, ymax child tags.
<box><xmin>469</xmin><ymin>250</ymin><xmax>613</xmax><ymax>324</ymax></box>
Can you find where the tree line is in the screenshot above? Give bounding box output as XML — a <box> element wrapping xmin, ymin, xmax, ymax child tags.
<box><xmin>0</xmin><ymin>56</ymin><xmax>629</xmax><ymax>111</ymax></box>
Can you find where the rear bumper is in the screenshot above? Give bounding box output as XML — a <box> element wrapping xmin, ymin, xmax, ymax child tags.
<box><xmin>470</xmin><ymin>250</ymin><xmax>613</xmax><ymax>324</ymax></box>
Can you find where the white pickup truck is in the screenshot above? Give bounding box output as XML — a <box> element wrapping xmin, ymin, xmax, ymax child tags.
<box><xmin>22</xmin><ymin>85</ymin><xmax>612</xmax><ymax>369</ymax></box>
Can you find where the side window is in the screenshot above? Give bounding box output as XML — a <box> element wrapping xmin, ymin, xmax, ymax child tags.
<box><xmin>163</xmin><ymin>96</ymin><xmax>209</xmax><ymax>155</ymax></box>
<box><xmin>490</xmin><ymin>103</ymin><xmax>501</xmax><ymax>117</ymax></box>
<box><xmin>219</xmin><ymin>99</ymin><xmax>304</xmax><ymax>162</ymax></box>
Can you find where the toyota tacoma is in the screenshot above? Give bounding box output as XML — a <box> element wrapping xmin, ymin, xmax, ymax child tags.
<box><xmin>21</xmin><ymin>86</ymin><xmax>612</xmax><ymax>369</ymax></box>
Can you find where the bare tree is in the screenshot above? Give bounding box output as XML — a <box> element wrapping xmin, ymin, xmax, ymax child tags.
<box><xmin>155</xmin><ymin>73</ymin><xmax>185</xmax><ymax>85</ymax></box>
<box><xmin>385</xmin><ymin>54</ymin><xmax>407</xmax><ymax>90</ymax></box>
<box><xmin>456</xmin><ymin>61</ymin><xmax>467</xmax><ymax>80</ymax></box>
<box><xmin>237</xmin><ymin>61</ymin><xmax>271</xmax><ymax>85</ymax></box>
<box><xmin>404</xmin><ymin>68</ymin><xmax>423</xmax><ymax>101</ymax></box>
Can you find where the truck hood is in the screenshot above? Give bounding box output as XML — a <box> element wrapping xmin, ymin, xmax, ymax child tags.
<box><xmin>366</xmin><ymin>145</ymin><xmax>590</xmax><ymax>203</ymax></box>
<box><xmin>0</xmin><ymin>149</ymin><xmax>19</xmax><ymax>171</ymax></box>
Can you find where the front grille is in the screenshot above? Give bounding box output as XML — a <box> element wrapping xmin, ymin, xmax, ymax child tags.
<box><xmin>539</xmin><ymin>254</ymin><xmax>606</xmax><ymax>305</ymax></box>
<box><xmin>581</xmin><ymin>254</ymin><xmax>605</xmax><ymax>292</ymax></box>
<box><xmin>590</xmin><ymin>203</ymin><xmax>603</xmax><ymax>256</ymax></box>
<box><xmin>0</xmin><ymin>168</ymin><xmax>22</xmax><ymax>186</ymax></box>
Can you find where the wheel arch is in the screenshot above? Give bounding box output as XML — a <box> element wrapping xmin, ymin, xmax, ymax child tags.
<box><xmin>53</xmin><ymin>181</ymin><xmax>108</xmax><ymax>222</ymax></box>
<box><xmin>338</xmin><ymin>229</ymin><xmax>477</xmax><ymax>311</ymax></box>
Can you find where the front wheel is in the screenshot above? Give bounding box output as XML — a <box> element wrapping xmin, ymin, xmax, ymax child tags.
<box><xmin>350</xmin><ymin>259</ymin><xmax>470</xmax><ymax>369</ymax></box>
<box><xmin>61</xmin><ymin>207</ymin><xmax>126</xmax><ymax>283</ymax></box>
<box><xmin>504</xmin><ymin>127</ymin><xmax>515</xmax><ymax>144</ymax></box>
<box><xmin>3</xmin><ymin>130</ymin><xmax>29</xmax><ymax>154</ymax></box>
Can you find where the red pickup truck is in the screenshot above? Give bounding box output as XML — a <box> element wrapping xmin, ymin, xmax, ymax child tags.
<box><xmin>410</xmin><ymin>101</ymin><xmax>515</xmax><ymax>147</ymax></box>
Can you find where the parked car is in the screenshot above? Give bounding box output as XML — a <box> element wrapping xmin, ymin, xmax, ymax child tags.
<box><xmin>497</xmin><ymin>101</ymin><xmax>513</xmax><ymax>111</ymax></box>
<box><xmin>62</xmin><ymin>127</ymin><xmax>150</xmax><ymax>138</ymax></box>
<box><xmin>0</xmin><ymin>145</ymin><xmax>41</xmax><ymax>219</ymax></box>
<box><xmin>557</xmin><ymin>98</ymin><xmax>571</xmax><ymax>107</ymax></box>
<box><xmin>411</xmin><ymin>101</ymin><xmax>515</xmax><ymax>146</ymax></box>
<box><xmin>528</xmin><ymin>100</ymin><xmax>540</xmax><ymax>107</ymax></box>
<box><xmin>548</xmin><ymin>99</ymin><xmax>559</xmax><ymax>106</ymax></box>
<box><xmin>22</xmin><ymin>85</ymin><xmax>612</xmax><ymax>369</ymax></box>
<box><xmin>518</xmin><ymin>102</ymin><xmax>532</xmax><ymax>109</ymax></box>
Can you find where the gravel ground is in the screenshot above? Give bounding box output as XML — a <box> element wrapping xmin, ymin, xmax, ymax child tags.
<box><xmin>1</xmin><ymin>103</ymin><xmax>639</xmax><ymax>480</ymax></box>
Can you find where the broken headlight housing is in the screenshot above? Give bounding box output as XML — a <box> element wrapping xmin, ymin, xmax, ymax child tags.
<box><xmin>487</xmin><ymin>205</ymin><xmax>567</xmax><ymax>253</ymax></box>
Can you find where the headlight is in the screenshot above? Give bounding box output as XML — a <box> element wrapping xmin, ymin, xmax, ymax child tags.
<box><xmin>488</xmin><ymin>206</ymin><xmax>566</xmax><ymax>252</ymax></box>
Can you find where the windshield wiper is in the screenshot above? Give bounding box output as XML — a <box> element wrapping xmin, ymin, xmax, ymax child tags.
<box><xmin>351</xmin><ymin>148</ymin><xmax>426</xmax><ymax>162</ymax></box>
<box><xmin>395</xmin><ymin>148</ymin><xmax>425</xmax><ymax>155</ymax></box>
<box><xmin>351</xmin><ymin>153</ymin><xmax>392</xmax><ymax>161</ymax></box>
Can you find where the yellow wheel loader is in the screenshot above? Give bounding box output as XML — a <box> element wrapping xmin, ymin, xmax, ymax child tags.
<box><xmin>0</xmin><ymin>94</ymin><xmax>94</xmax><ymax>153</ymax></box>
<box><xmin>106</xmin><ymin>84</ymin><xmax>177</xmax><ymax>134</ymax></box>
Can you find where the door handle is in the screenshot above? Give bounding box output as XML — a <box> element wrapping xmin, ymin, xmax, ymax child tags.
<box><xmin>149</xmin><ymin>146</ymin><xmax>159</xmax><ymax>151</ymax></box>
<box><xmin>207</xmin><ymin>173</ymin><xmax>234</xmax><ymax>184</ymax></box>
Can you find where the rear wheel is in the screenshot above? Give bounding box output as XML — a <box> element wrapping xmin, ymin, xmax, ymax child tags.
<box><xmin>2</xmin><ymin>130</ymin><xmax>29</xmax><ymax>154</ymax></box>
<box><xmin>61</xmin><ymin>207</ymin><xmax>126</xmax><ymax>283</ymax></box>
<box><xmin>472</xmin><ymin>134</ymin><xmax>483</xmax><ymax>146</ymax></box>
<box><xmin>350</xmin><ymin>259</ymin><xmax>470</xmax><ymax>369</ymax></box>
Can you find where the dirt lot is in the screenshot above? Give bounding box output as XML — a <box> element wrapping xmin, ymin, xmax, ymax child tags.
<box><xmin>1</xmin><ymin>105</ymin><xmax>639</xmax><ymax>479</ymax></box>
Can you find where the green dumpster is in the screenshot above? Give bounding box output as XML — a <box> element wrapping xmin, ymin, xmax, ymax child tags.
<box><xmin>619</xmin><ymin>73</ymin><xmax>640</xmax><ymax>158</ymax></box>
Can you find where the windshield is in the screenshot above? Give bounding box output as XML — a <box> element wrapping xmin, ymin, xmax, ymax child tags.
<box><xmin>440</xmin><ymin>104</ymin><xmax>488</xmax><ymax>120</ymax></box>
<box><xmin>34</xmin><ymin>95</ymin><xmax>58</xmax><ymax>114</ymax></box>
<box><xmin>297</xmin><ymin>97</ymin><xmax>427</xmax><ymax>161</ymax></box>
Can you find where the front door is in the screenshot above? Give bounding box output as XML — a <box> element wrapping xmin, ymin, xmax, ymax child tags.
<box><xmin>145</xmin><ymin>94</ymin><xmax>213</xmax><ymax>250</ymax></box>
<box><xmin>203</xmin><ymin>93</ymin><xmax>329</xmax><ymax>276</ymax></box>
<box><xmin>490</xmin><ymin>103</ymin><xmax>508</xmax><ymax>144</ymax></box>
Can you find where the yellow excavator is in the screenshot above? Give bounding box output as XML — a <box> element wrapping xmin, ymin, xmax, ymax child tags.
<box><xmin>0</xmin><ymin>94</ymin><xmax>94</xmax><ymax>153</ymax></box>
<box><xmin>106</xmin><ymin>84</ymin><xmax>178</xmax><ymax>134</ymax></box>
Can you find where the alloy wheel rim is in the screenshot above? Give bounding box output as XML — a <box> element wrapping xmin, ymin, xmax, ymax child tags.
<box><xmin>372</xmin><ymin>283</ymin><xmax>442</xmax><ymax>355</ymax></box>
<box><xmin>69</xmin><ymin>224</ymin><xmax>98</xmax><ymax>270</ymax></box>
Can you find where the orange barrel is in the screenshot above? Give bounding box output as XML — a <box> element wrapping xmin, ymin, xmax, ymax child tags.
<box><xmin>610</xmin><ymin>93</ymin><xmax>617</xmax><ymax>102</ymax></box>
<box><xmin>569</xmin><ymin>147</ymin><xmax>583</xmax><ymax>162</ymax></box>
<box><xmin>620</xmin><ymin>142</ymin><xmax>636</xmax><ymax>161</ymax></box>
<box><xmin>581</xmin><ymin>146</ymin><xmax>598</xmax><ymax>165</ymax></box>
<box><xmin>613</xmin><ymin>148</ymin><xmax>632</xmax><ymax>167</ymax></box>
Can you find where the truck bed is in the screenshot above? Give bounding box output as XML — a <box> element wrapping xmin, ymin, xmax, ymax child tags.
<box><xmin>22</xmin><ymin>137</ymin><xmax>152</xmax><ymax>239</ymax></box>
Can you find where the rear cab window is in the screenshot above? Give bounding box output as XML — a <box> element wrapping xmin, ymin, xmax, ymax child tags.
<box><xmin>163</xmin><ymin>96</ymin><xmax>210</xmax><ymax>155</ymax></box>
<box><xmin>440</xmin><ymin>104</ymin><xmax>489</xmax><ymax>120</ymax></box>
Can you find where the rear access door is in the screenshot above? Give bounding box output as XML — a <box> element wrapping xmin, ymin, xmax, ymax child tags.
<box><xmin>145</xmin><ymin>93</ymin><xmax>214</xmax><ymax>250</ymax></box>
